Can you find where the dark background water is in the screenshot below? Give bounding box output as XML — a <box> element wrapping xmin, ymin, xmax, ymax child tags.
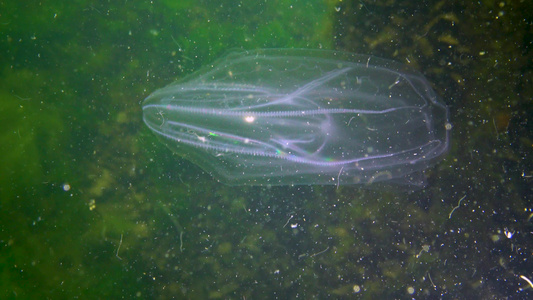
<box><xmin>1</xmin><ymin>0</ymin><xmax>531</xmax><ymax>298</ymax></box>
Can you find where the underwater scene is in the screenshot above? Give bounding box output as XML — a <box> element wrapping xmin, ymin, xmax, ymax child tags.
<box><xmin>1</xmin><ymin>0</ymin><xmax>531</xmax><ymax>298</ymax></box>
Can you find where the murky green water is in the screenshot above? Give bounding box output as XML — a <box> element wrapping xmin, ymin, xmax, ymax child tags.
<box><xmin>1</xmin><ymin>0</ymin><xmax>531</xmax><ymax>298</ymax></box>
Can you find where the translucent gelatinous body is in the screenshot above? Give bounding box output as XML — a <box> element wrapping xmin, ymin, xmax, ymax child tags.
<box><xmin>143</xmin><ymin>49</ymin><xmax>450</xmax><ymax>186</ymax></box>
